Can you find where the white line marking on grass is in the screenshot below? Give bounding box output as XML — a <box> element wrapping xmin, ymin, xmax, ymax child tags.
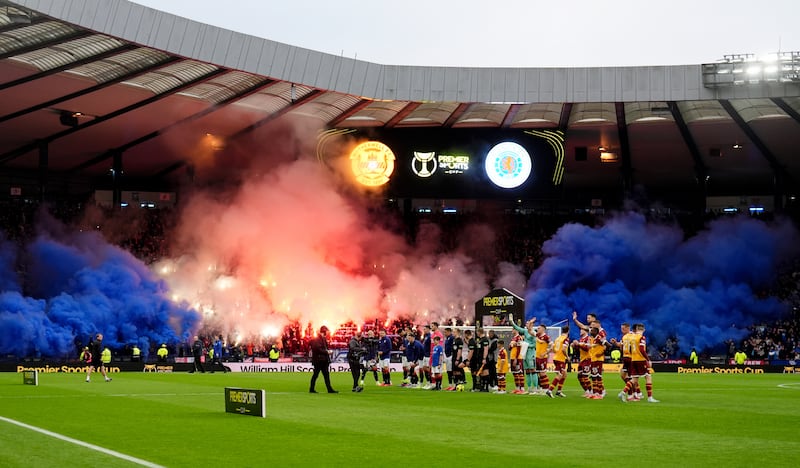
<box><xmin>0</xmin><ymin>415</ymin><xmax>164</xmax><ymax>468</ymax></box>
<box><xmin>777</xmin><ymin>383</ymin><xmax>800</xmax><ymax>389</ymax></box>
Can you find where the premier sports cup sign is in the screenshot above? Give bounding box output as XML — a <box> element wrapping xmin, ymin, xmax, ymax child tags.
<box><xmin>475</xmin><ymin>288</ymin><xmax>525</xmax><ymax>326</ymax></box>
<box><xmin>22</xmin><ymin>370</ymin><xmax>38</xmax><ymax>386</ymax></box>
<box><xmin>224</xmin><ymin>387</ymin><xmax>266</xmax><ymax>418</ymax></box>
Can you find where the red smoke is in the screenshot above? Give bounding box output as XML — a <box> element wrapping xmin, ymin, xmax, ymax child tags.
<box><xmin>155</xmin><ymin>117</ymin><xmax>519</xmax><ymax>338</ymax></box>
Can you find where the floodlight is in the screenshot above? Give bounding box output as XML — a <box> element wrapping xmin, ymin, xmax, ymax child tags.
<box><xmin>703</xmin><ymin>51</ymin><xmax>800</xmax><ymax>87</ymax></box>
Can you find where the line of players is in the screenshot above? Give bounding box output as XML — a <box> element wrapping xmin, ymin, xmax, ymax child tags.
<box><xmin>347</xmin><ymin>314</ymin><xmax>658</xmax><ymax>402</ymax></box>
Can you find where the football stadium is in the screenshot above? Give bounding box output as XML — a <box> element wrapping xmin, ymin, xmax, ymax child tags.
<box><xmin>1</xmin><ymin>1</ymin><xmax>800</xmax><ymax>466</ymax></box>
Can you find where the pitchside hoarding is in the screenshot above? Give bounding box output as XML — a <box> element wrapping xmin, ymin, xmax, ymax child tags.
<box><xmin>5</xmin><ymin>361</ymin><xmax>796</xmax><ymax>374</ymax></box>
<box><xmin>225</xmin><ymin>362</ymin><xmax>404</xmax><ymax>373</ymax></box>
<box><xmin>22</xmin><ymin>370</ymin><xmax>38</xmax><ymax>385</ymax></box>
<box><xmin>224</xmin><ymin>387</ymin><xmax>266</xmax><ymax>418</ymax></box>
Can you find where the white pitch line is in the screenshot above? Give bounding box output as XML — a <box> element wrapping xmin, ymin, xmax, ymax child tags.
<box><xmin>0</xmin><ymin>415</ymin><xmax>164</xmax><ymax>468</ymax></box>
<box><xmin>777</xmin><ymin>382</ymin><xmax>800</xmax><ymax>389</ymax></box>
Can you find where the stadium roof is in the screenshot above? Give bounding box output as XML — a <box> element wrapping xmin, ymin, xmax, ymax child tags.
<box><xmin>2</xmin><ymin>0</ymin><xmax>800</xmax><ymax>208</ymax></box>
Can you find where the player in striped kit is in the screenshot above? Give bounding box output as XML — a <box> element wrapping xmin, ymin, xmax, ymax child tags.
<box><xmin>532</xmin><ymin>320</ymin><xmax>552</xmax><ymax>394</ymax></box>
<box><xmin>546</xmin><ymin>326</ymin><xmax>570</xmax><ymax>398</ymax></box>
<box><xmin>509</xmin><ymin>329</ymin><xmax>525</xmax><ymax>394</ymax></box>
<box><xmin>611</xmin><ymin>322</ymin><xmax>641</xmax><ymax>401</ymax></box>
<box><xmin>618</xmin><ymin>323</ymin><xmax>659</xmax><ymax>403</ymax></box>
<box><xmin>495</xmin><ymin>339</ymin><xmax>509</xmax><ymax>394</ymax></box>
<box><xmin>572</xmin><ymin>327</ymin><xmax>593</xmax><ymax>396</ymax></box>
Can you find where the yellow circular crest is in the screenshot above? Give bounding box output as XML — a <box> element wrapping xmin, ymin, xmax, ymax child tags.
<box><xmin>349</xmin><ymin>141</ymin><xmax>395</xmax><ymax>187</ymax></box>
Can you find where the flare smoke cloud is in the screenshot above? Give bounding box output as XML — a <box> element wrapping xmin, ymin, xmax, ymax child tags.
<box><xmin>161</xmin><ymin>156</ymin><xmax>501</xmax><ymax>339</ymax></box>
<box><xmin>525</xmin><ymin>212</ymin><xmax>798</xmax><ymax>352</ymax></box>
<box><xmin>0</xmin><ymin>219</ymin><xmax>198</xmax><ymax>358</ymax></box>
<box><xmin>2</xmin><ymin>117</ymin><xmax>796</xmax><ymax>358</ymax></box>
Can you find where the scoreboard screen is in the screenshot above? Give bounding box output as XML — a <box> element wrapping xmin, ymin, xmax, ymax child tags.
<box><xmin>330</xmin><ymin>128</ymin><xmax>563</xmax><ymax>199</ymax></box>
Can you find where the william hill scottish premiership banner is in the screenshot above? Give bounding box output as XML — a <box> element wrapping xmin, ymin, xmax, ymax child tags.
<box><xmin>475</xmin><ymin>288</ymin><xmax>524</xmax><ymax>326</ymax></box>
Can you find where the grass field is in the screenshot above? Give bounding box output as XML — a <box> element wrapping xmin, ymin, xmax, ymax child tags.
<box><xmin>0</xmin><ymin>370</ymin><xmax>798</xmax><ymax>467</ymax></box>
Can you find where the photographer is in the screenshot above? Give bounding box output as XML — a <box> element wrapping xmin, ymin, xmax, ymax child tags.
<box><xmin>348</xmin><ymin>330</ymin><xmax>365</xmax><ymax>392</ymax></box>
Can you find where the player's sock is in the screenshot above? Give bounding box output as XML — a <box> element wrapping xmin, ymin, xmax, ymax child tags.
<box><xmin>548</xmin><ymin>376</ymin><xmax>558</xmax><ymax>391</ymax></box>
<box><xmin>621</xmin><ymin>380</ymin><xmax>630</xmax><ymax>394</ymax></box>
<box><xmin>539</xmin><ymin>374</ymin><xmax>550</xmax><ymax>389</ymax></box>
<box><xmin>646</xmin><ymin>382</ymin><xmax>653</xmax><ymax>397</ymax></box>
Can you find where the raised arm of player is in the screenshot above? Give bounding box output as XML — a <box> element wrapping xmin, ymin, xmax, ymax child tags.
<box><xmin>572</xmin><ymin>311</ymin><xmax>588</xmax><ymax>331</ymax></box>
<box><xmin>509</xmin><ymin>314</ymin><xmax>526</xmax><ymax>334</ymax></box>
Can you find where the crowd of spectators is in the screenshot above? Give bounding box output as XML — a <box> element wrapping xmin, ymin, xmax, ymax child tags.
<box><xmin>740</xmin><ymin>310</ymin><xmax>800</xmax><ymax>362</ymax></box>
<box><xmin>0</xmin><ymin>199</ymin><xmax>172</xmax><ymax>266</ymax></box>
<box><xmin>3</xmin><ymin>198</ymin><xmax>800</xmax><ymax>362</ymax></box>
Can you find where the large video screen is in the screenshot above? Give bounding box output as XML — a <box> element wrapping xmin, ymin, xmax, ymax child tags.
<box><xmin>346</xmin><ymin>128</ymin><xmax>562</xmax><ymax>199</ymax></box>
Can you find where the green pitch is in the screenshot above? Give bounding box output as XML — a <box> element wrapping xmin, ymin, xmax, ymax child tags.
<box><xmin>0</xmin><ymin>371</ymin><xmax>798</xmax><ymax>467</ymax></box>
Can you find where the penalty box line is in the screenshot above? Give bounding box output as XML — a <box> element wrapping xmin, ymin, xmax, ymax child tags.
<box><xmin>0</xmin><ymin>415</ymin><xmax>164</xmax><ymax>468</ymax></box>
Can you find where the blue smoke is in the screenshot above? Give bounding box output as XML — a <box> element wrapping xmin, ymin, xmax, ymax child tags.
<box><xmin>0</xmin><ymin>224</ymin><xmax>199</xmax><ymax>359</ymax></box>
<box><xmin>525</xmin><ymin>213</ymin><xmax>799</xmax><ymax>353</ymax></box>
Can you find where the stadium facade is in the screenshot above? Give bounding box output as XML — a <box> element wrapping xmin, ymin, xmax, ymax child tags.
<box><xmin>1</xmin><ymin>0</ymin><xmax>800</xmax><ymax>213</ymax></box>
